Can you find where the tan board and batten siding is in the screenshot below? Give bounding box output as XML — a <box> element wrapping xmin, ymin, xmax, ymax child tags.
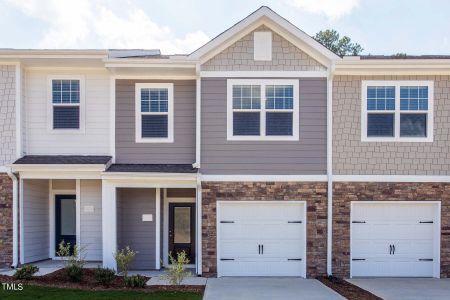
<box><xmin>115</xmin><ymin>80</ymin><xmax>196</xmax><ymax>164</ymax></box>
<box><xmin>200</xmin><ymin>78</ymin><xmax>327</xmax><ymax>175</ymax></box>
<box><xmin>333</xmin><ymin>75</ymin><xmax>450</xmax><ymax>175</ymax></box>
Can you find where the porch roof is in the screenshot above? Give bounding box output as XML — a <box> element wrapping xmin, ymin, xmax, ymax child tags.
<box><xmin>105</xmin><ymin>164</ymin><xmax>198</xmax><ymax>173</ymax></box>
<box><xmin>13</xmin><ymin>155</ymin><xmax>112</xmax><ymax>165</ymax></box>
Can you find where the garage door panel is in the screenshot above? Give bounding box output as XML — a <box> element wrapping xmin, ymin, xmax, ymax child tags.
<box><xmin>220</xmin><ymin>223</ymin><xmax>303</xmax><ymax>240</ymax></box>
<box><xmin>220</xmin><ymin>260</ymin><xmax>302</xmax><ymax>277</ymax></box>
<box><xmin>218</xmin><ymin>202</ymin><xmax>306</xmax><ymax>277</ymax></box>
<box><xmin>351</xmin><ymin>202</ymin><xmax>439</xmax><ymax>278</ymax></box>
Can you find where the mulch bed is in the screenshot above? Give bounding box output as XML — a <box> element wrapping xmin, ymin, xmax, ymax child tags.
<box><xmin>318</xmin><ymin>276</ymin><xmax>382</xmax><ymax>300</ymax></box>
<box><xmin>0</xmin><ymin>269</ymin><xmax>204</xmax><ymax>293</ymax></box>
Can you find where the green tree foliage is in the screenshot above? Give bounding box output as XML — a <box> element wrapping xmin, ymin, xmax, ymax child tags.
<box><xmin>314</xmin><ymin>29</ymin><xmax>363</xmax><ymax>56</ymax></box>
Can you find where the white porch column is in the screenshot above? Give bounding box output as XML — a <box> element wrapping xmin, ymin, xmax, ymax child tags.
<box><xmin>102</xmin><ymin>180</ymin><xmax>117</xmax><ymax>270</ymax></box>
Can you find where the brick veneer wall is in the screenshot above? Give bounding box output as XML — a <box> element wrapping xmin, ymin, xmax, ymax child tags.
<box><xmin>201</xmin><ymin>25</ymin><xmax>325</xmax><ymax>71</ymax></box>
<box><xmin>332</xmin><ymin>182</ymin><xmax>450</xmax><ymax>278</ymax></box>
<box><xmin>201</xmin><ymin>181</ymin><xmax>328</xmax><ymax>278</ymax></box>
<box><xmin>0</xmin><ymin>173</ymin><xmax>13</xmax><ymax>268</ymax></box>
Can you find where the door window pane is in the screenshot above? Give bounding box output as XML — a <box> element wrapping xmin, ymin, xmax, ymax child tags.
<box><xmin>174</xmin><ymin>207</ymin><xmax>191</xmax><ymax>244</ymax></box>
<box><xmin>60</xmin><ymin>199</ymin><xmax>76</xmax><ymax>235</ymax></box>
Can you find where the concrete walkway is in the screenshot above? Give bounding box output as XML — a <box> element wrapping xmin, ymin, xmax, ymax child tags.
<box><xmin>0</xmin><ymin>260</ymin><xmax>101</xmax><ymax>277</ymax></box>
<box><xmin>203</xmin><ymin>278</ymin><xmax>345</xmax><ymax>300</ymax></box>
<box><xmin>348</xmin><ymin>278</ymin><xmax>450</xmax><ymax>300</ymax></box>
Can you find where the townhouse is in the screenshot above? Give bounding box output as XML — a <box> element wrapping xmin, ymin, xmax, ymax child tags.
<box><xmin>0</xmin><ymin>6</ymin><xmax>449</xmax><ymax>279</ymax></box>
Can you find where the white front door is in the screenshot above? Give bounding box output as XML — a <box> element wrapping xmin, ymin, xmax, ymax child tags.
<box><xmin>351</xmin><ymin>202</ymin><xmax>440</xmax><ymax>278</ymax></box>
<box><xmin>217</xmin><ymin>201</ymin><xmax>306</xmax><ymax>277</ymax></box>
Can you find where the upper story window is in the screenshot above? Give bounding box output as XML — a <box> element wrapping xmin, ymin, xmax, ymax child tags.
<box><xmin>48</xmin><ymin>76</ymin><xmax>85</xmax><ymax>132</ymax></box>
<box><xmin>227</xmin><ymin>79</ymin><xmax>299</xmax><ymax>141</ymax></box>
<box><xmin>362</xmin><ymin>81</ymin><xmax>433</xmax><ymax>142</ymax></box>
<box><xmin>135</xmin><ymin>83</ymin><xmax>174</xmax><ymax>143</ymax></box>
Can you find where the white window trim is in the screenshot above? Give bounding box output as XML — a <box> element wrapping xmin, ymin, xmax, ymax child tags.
<box><xmin>227</xmin><ymin>79</ymin><xmax>299</xmax><ymax>141</ymax></box>
<box><xmin>47</xmin><ymin>75</ymin><xmax>86</xmax><ymax>134</ymax></box>
<box><xmin>361</xmin><ymin>80</ymin><xmax>434</xmax><ymax>142</ymax></box>
<box><xmin>135</xmin><ymin>83</ymin><xmax>174</xmax><ymax>143</ymax></box>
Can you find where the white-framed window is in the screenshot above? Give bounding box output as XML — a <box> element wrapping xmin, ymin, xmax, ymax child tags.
<box><xmin>227</xmin><ymin>79</ymin><xmax>299</xmax><ymax>141</ymax></box>
<box><xmin>361</xmin><ymin>80</ymin><xmax>434</xmax><ymax>142</ymax></box>
<box><xmin>47</xmin><ymin>75</ymin><xmax>85</xmax><ymax>133</ymax></box>
<box><xmin>135</xmin><ymin>83</ymin><xmax>174</xmax><ymax>143</ymax></box>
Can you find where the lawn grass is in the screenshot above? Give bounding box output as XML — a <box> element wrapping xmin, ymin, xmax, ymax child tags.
<box><xmin>0</xmin><ymin>285</ymin><xmax>203</xmax><ymax>300</ymax></box>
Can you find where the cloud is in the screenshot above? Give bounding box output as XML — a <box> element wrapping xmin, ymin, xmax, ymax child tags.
<box><xmin>286</xmin><ymin>0</ymin><xmax>360</xmax><ymax>19</ymax></box>
<box><xmin>5</xmin><ymin>0</ymin><xmax>209</xmax><ymax>54</ymax></box>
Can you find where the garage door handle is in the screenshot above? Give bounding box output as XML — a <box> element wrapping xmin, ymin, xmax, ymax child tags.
<box><xmin>389</xmin><ymin>245</ymin><xmax>393</xmax><ymax>255</ymax></box>
<box><xmin>352</xmin><ymin>258</ymin><xmax>366</xmax><ymax>261</ymax></box>
<box><xmin>393</xmin><ymin>245</ymin><xmax>395</xmax><ymax>255</ymax></box>
<box><xmin>258</xmin><ymin>244</ymin><xmax>261</xmax><ymax>255</ymax></box>
<box><xmin>288</xmin><ymin>221</ymin><xmax>302</xmax><ymax>223</ymax></box>
<box><xmin>419</xmin><ymin>221</ymin><xmax>433</xmax><ymax>224</ymax></box>
<box><xmin>352</xmin><ymin>221</ymin><xmax>366</xmax><ymax>223</ymax></box>
<box><xmin>220</xmin><ymin>258</ymin><xmax>235</xmax><ymax>261</ymax></box>
<box><xmin>419</xmin><ymin>258</ymin><xmax>433</xmax><ymax>261</ymax></box>
<box><xmin>220</xmin><ymin>221</ymin><xmax>234</xmax><ymax>223</ymax></box>
<box><xmin>287</xmin><ymin>258</ymin><xmax>302</xmax><ymax>261</ymax></box>
<box><xmin>261</xmin><ymin>244</ymin><xmax>264</xmax><ymax>254</ymax></box>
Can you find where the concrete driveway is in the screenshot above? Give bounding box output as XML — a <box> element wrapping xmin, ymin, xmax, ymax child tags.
<box><xmin>203</xmin><ymin>278</ymin><xmax>345</xmax><ymax>300</ymax></box>
<box><xmin>348</xmin><ymin>278</ymin><xmax>450</xmax><ymax>300</ymax></box>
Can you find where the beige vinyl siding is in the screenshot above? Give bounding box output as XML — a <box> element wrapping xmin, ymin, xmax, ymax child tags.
<box><xmin>23</xmin><ymin>179</ymin><xmax>49</xmax><ymax>263</ymax></box>
<box><xmin>24</xmin><ymin>69</ymin><xmax>110</xmax><ymax>155</ymax></box>
<box><xmin>200</xmin><ymin>77</ymin><xmax>327</xmax><ymax>175</ymax></box>
<box><xmin>0</xmin><ymin>65</ymin><xmax>16</xmax><ymax>166</ymax></box>
<box><xmin>80</xmin><ymin>180</ymin><xmax>102</xmax><ymax>261</ymax></box>
<box><xmin>115</xmin><ymin>80</ymin><xmax>196</xmax><ymax>164</ymax></box>
<box><xmin>333</xmin><ymin>75</ymin><xmax>450</xmax><ymax>175</ymax></box>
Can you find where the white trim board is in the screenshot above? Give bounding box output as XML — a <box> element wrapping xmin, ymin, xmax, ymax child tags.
<box><xmin>200</xmin><ymin>71</ymin><xmax>328</xmax><ymax>78</ymax></box>
<box><xmin>201</xmin><ymin>175</ymin><xmax>327</xmax><ymax>182</ymax></box>
<box><xmin>333</xmin><ymin>175</ymin><xmax>450</xmax><ymax>183</ymax></box>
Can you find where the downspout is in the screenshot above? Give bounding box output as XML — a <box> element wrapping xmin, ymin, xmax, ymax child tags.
<box><xmin>193</xmin><ymin>64</ymin><xmax>201</xmax><ymax>169</ymax></box>
<box><xmin>326</xmin><ymin>64</ymin><xmax>335</xmax><ymax>276</ymax></box>
<box><xmin>6</xmin><ymin>167</ymin><xmax>19</xmax><ymax>268</ymax></box>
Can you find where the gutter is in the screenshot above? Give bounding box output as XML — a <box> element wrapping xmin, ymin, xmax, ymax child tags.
<box><xmin>6</xmin><ymin>167</ymin><xmax>19</xmax><ymax>268</ymax></box>
<box><xmin>326</xmin><ymin>64</ymin><xmax>335</xmax><ymax>276</ymax></box>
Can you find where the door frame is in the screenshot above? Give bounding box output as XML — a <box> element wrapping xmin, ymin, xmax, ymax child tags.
<box><xmin>49</xmin><ymin>179</ymin><xmax>80</xmax><ymax>259</ymax></box>
<box><xmin>163</xmin><ymin>195</ymin><xmax>196</xmax><ymax>267</ymax></box>
<box><xmin>216</xmin><ymin>200</ymin><xmax>307</xmax><ymax>277</ymax></box>
<box><xmin>350</xmin><ymin>201</ymin><xmax>441</xmax><ymax>278</ymax></box>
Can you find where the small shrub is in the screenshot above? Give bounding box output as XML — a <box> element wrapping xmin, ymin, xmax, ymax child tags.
<box><xmin>161</xmin><ymin>251</ymin><xmax>191</xmax><ymax>285</ymax></box>
<box><xmin>14</xmin><ymin>264</ymin><xmax>39</xmax><ymax>280</ymax></box>
<box><xmin>94</xmin><ymin>267</ymin><xmax>116</xmax><ymax>286</ymax></box>
<box><xmin>125</xmin><ymin>274</ymin><xmax>147</xmax><ymax>288</ymax></box>
<box><xmin>114</xmin><ymin>246</ymin><xmax>137</xmax><ymax>277</ymax></box>
<box><xmin>57</xmin><ymin>241</ymin><xmax>86</xmax><ymax>282</ymax></box>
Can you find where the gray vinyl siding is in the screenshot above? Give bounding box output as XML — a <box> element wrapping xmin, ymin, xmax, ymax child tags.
<box><xmin>23</xmin><ymin>179</ymin><xmax>49</xmax><ymax>263</ymax></box>
<box><xmin>115</xmin><ymin>80</ymin><xmax>196</xmax><ymax>164</ymax></box>
<box><xmin>117</xmin><ymin>188</ymin><xmax>156</xmax><ymax>270</ymax></box>
<box><xmin>200</xmin><ymin>78</ymin><xmax>327</xmax><ymax>175</ymax></box>
<box><xmin>80</xmin><ymin>180</ymin><xmax>102</xmax><ymax>261</ymax></box>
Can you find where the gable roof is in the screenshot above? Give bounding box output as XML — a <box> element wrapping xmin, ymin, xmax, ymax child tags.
<box><xmin>189</xmin><ymin>6</ymin><xmax>341</xmax><ymax>67</ymax></box>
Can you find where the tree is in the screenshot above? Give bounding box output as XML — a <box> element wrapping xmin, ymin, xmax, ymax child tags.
<box><xmin>314</xmin><ymin>29</ymin><xmax>363</xmax><ymax>56</ymax></box>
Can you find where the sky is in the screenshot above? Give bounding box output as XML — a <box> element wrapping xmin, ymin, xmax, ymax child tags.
<box><xmin>0</xmin><ymin>0</ymin><xmax>449</xmax><ymax>56</ymax></box>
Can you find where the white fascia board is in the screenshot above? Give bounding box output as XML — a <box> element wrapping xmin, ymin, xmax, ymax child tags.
<box><xmin>0</xmin><ymin>49</ymin><xmax>107</xmax><ymax>58</ymax></box>
<box><xmin>101</xmin><ymin>172</ymin><xmax>198</xmax><ymax>180</ymax></box>
<box><xmin>18</xmin><ymin>170</ymin><xmax>102</xmax><ymax>179</ymax></box>
<box><xmin>335</xmin><ymin>60</ymin><xmax>450</xmax><ymax>75</ymax></box>
<box><xmin>200</xmin><ymin>71</ymin><xmax>328</xmax><ymax>78</ymax></box>
<box><xmin>104</xmin><ymin>63</ymin><xmax>196</xmax><ymax>69</ymax></box>
<box><xmin>200</xmin><ymin>174</ymin><xmax>327</xmax><ymax>182</ymax></box>
<box><xmin>189</xmin><ymin>6</ymin><xmax>339</xmax><ymax>65</ymax></box>
<box><xmin>333</xmin><ymin>175</ymin><xmax>450</xmax><ymax>183</ymax></box>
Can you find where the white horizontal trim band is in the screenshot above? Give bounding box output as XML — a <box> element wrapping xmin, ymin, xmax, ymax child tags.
<box><xmin>201</xmin><ymin>175</ymin><xmax>327</xmax><ymax>182</ymax></box>
<box><xmin>200</xmin><ymin>71</ymin><xmax>328</xmax><ymax>78</ymax></box>
<box><xmin>333</xmin><ymin>175</ymin><xmax>450</xmax><ymax>183</ymax></box>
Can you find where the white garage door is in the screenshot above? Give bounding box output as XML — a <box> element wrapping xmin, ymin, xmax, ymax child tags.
<box><xmin>217</xmin><ymin>201</ymin><xmax>306</xmax><ymax>277</ymax></box>
<box><xmin>351</xmin><ymin>202</ymin><xmax>440</xmax><ymax>278</ymax></box>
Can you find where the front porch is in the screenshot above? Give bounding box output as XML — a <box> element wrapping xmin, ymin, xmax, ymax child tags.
<box><xmin>12</xmin><ymin>161</ymin><xmax>201</xmax><ymax>275</ymax></box>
